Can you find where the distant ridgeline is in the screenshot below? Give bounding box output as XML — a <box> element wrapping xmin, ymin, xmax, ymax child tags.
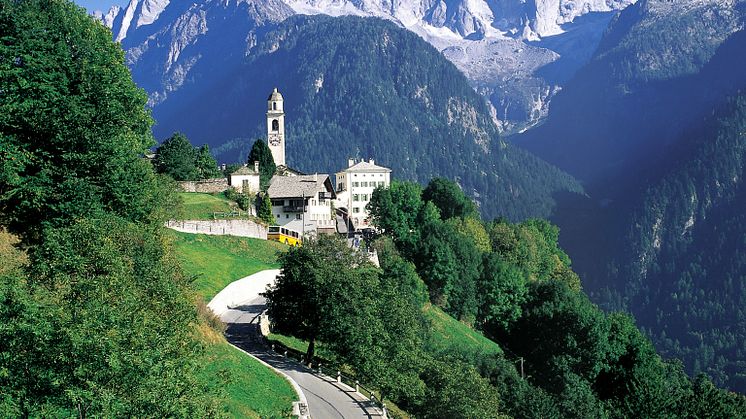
<box><xmin>126</xmin><ymin>14</ymin><xmax>582</xmax><ymax>221</ymax></box>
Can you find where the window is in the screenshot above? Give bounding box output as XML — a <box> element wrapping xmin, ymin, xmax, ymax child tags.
<box><xmin>286</xmin><ymin>214</ymin><xmax>289</xmax><ymax>219</ymax></box>
<box><xmin>272</xmin><ymin>119</ymin><xmax>279</xmax><ymax>131</ymax></box>
<box><xmin>362</xmin><ymin>194</ymin><xmax>368</xmax><ymax>201</ymax></box>
<box><xmin>378</xmin><ymin>181</ymin><xmax>385</xmax><ymax>187</ymax></box>
<box><xmin>352</xmin><ymin>182</ymin><xmax>359</xmax><ymax>187</ymax></box>
<box><xmin>311</xmin><ymin>199</ymin><xmax>316</xmax><ymax>206</ymax></box>
<box><xmin>353</xmin><ymin>194</ymin><xmax>360</xmax><ymax>202</ymax></box>
<box><xmin>353</xmin><ymin>207</ymin><xmax>360</xmax><ymax>213</ymax></box>
<box><xmin>361</xmin><ymin>181</ymin><xmax>368</xmax><ymax>187</ymax></box>
<box><xmin>296</xmin><ymin>214</ymin><xmax>301</xmax><ymax>220</ymax></box>
<box><xmin>273</xmin><ymin>102</ymin><xmax>277</xmax><ymax>111</ymax></box>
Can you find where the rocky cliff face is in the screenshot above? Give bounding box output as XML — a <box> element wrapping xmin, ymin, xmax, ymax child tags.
<box><xmin>99</xmin><ymin>0</ymin><xmax>636</xmax><ymax>132</ymax></box>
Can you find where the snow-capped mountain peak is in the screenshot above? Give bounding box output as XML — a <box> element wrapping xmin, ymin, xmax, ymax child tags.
<box><xmin>101</xmin><ymin>0</ymin><xmax>170</xmax><ymax>42</ymax></box>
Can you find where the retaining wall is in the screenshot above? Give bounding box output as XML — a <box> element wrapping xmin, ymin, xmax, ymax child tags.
<box><xmin>178</xmin><ymin>178</ymin><xmax>229</xmax><ymax>193</ymax></box>
<box><xmin>166</xmin><ymin>219</ymin><xmax>267</xmax><ymax>239</ymax></box>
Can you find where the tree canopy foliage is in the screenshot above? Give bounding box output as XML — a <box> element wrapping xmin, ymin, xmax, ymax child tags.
<box><xmin>154</xmin><ymin>132</ymin><xmax>220</xmax><ymax>181</ymax></box>
<box><xmin>0</xmin><ymin>1</ymin><xmax>220</xmax><ymax>415</ymax></box>
<box><xmin>362</xmin><ymin>177</ymin><xmax>746</xmax><ymax>417</ymax></box>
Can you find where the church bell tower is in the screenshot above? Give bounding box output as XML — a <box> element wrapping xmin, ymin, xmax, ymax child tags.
<box><xmin>266</xmin><ymin>87</ymin><xmax>285</xmax><ymax>167</ymax></box>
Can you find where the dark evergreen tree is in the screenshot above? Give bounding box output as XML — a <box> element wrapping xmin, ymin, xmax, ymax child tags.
<box><xmin>194</xmin><ymin>144</ymin><xmax>221</xmax><ymax>179</ymax></box>
<box><xmin>154</xmin><ymin>133</ymin><xmax>198</xmax><ymax>181</ymax></box>
<box><xmin>247</xmin><ymin>139</ymin><xmax>276</xmax><ymax>191</ymax></box>
<box><xmin>257</xmin><ymin>193</ymin><xmax>275</xmax><ymax>225</ymax></box>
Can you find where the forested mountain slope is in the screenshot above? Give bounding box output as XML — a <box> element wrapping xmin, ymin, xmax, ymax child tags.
<box><xmin>515</xmin><ymin>0</ymin><xmax>746</xmax><ymax>392</ymax></box>
<box><xmin>603</xmin><ymin>95</ymin><xmax>746</xmax><ymax>392</ymax></box>
<box><xmin>132</xmin><ymin>14</ymin><xmax>582</xmax><ymax>220</ymax></box>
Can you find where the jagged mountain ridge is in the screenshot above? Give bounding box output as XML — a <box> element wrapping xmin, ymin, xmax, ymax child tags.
<box><xmin>97</xmin><ymin>0</ymin><xmax>636</xmax><ymax>132</ymax></box>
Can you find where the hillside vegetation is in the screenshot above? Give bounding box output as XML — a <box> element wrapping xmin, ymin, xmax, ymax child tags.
<box><xmin>0</xmin><ymin>1</ymin><xmax>223</xmax><ymax>415</ymax></box>
<box><xmin>262</xmin><ymin>177</ymin><xmax>746</xmax><ymax>417</ymax></box>
<box><xmin>173</xmin><ymin>232</ymin><xmax>297</xmax><ymax>417</ymax></box>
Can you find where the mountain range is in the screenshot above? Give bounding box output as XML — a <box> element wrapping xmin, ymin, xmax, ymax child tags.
<box><xmin>96</xmin><ymin>0</ymin><xmax>636</xmax><ymax>132</ymax></box>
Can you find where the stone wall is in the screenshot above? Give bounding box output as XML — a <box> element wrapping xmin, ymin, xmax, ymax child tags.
<box><xmin>165</xmin><ymin>219</ymin><xmax>267</xmax><ymax>239</ymax></box>
<box><xmin>178</xmin><ymin>178</ymin><xmax>229</xmax><ymax>193</ymax></box>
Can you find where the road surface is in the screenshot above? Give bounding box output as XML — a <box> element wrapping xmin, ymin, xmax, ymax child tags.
<box><xmin>209</xmin><ymin>270</ymin><xmax>385</xmax><ymax>419</ymax></box>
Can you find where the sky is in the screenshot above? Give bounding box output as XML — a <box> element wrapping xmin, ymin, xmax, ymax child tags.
<box><xmin>75</xmin><ymin>0</ymin><xmax>130</xmax><ymax>14</ymax></box>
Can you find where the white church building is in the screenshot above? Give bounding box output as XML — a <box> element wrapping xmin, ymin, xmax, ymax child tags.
<box><xmin>262</xmin><ymin>87</ymin><xmax>391</xmax><ymax>235</ymax></box>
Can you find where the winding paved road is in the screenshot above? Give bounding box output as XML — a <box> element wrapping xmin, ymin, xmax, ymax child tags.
<box><xmin>209</xmin><ymin>270</ymin><xmax>384</xmax><ymax>419</ymax></box>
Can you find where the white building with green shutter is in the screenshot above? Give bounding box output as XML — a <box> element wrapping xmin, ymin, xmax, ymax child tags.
<box><xmin>335</xmin><ymin>159</ymin><xmax>391</xmax><ymax>230</ymax></box>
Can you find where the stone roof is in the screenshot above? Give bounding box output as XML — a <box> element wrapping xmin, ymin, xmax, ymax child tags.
<box><xmin>268</xmin><ymin>174</ymin><xmax>334</xmax><ymax>199</ymax></box>
<box><xmin>231</xmin><ymin>166</ymin><xmax>259</xmax><ymax>176</ymax></box>
<box><xmin>343</xmin><ymin>160</ymin><xmax>391</xmax><ymax>173</ymax></box>
<box><xmin>267</xmin><ymin>87</ymin><xmax>283</xmax><ymax>101</ymax></box>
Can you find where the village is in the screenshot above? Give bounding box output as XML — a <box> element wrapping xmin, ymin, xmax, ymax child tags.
<box><xmin>173</xmin><ymin>87</ymin><xmax>392</xmax><ymax>246</ymax></box>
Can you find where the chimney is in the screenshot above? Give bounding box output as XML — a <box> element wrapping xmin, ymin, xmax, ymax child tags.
<box><xmin>314</xmin><ymin>173</ymin><xmax>318</xmax><ymax>181</ymax></box>
<box><xmin>348</xmin><ymin>158</ymin><xmax>355</xmax><ymax>167</ymax></box>
<box><xmin>369</xmin><ymin>159</ymin><xmax>375</xmax><ymax>165</ymax></box>
<box><xmin>254</xmin><ymin>161</ymin><xmax>259</xmax><ymax>172</ymax></box>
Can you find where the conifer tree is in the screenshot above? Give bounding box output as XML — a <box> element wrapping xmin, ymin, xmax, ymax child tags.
<box><xmin>247</xmin><ymin>139</ymin><xmax>276</xmax><ymax>190</ymax></box>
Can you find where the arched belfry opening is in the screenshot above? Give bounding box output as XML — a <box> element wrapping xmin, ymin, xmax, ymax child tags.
<box><xmin>272</xmin><ymin>119</ymin><xmax>279</xmax><ymax>131</ymax></box>
<box><xmin>273</xmin><ymin>102</ymin><xmax>277</xmax><ymax>111</ymax></box>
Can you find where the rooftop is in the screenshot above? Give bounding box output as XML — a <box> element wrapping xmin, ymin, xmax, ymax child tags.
<box><xmin>267</xmin><ymin>87</ymin><xmax>283</xmax><ymax>102</ymax></box>
<box><xmin>268</xmin><ymin>174</ymin><xmax>335</xmax><ymax>199</ymax></box>
<box><xmin>342</xmin><ymin>159</ymin><xmax>391</xmax><ymax>173</ymax></box>
<box><xmin>231</xmin><ymin>165</ymin><xmax>259</xmax><ymax>176</ymax></box>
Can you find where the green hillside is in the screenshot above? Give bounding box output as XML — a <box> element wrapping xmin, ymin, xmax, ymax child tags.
<box><xmin>172</xmin><ymin>231</ymin><xmax>295</xmax><ymax>417</ymax></box>
<box><xmin>170</xmin><ymin>231</ymin><xmax>286</xmax><ymax>301</ymax></box>
<box><xmin>200</xmin><ymin>328</ymin><xmax>297</xmax><ymax>419</ymax></box>
<box><xmin>423</xmin><ymin>304</ymin><xmax>502</xmax><ymax>357</ymax></box>
<box><xmin>178</xmin><ymin>192</ymin><xmax>237</xmax><ymax>220</ymax></box>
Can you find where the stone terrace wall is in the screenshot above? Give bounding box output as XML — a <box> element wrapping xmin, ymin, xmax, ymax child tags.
<box><xmin>178</xmin><ymin>178</ymin><xmax>229</xmax><ymax>193</ymax></box>
<box><xmin>166</xmin><ymin>219</ymin><xmax>267</xmax><ymax>240</ymax></box>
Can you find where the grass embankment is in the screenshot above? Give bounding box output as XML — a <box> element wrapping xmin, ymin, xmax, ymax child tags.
<box><xmin>172</xmin><ymin>230</ymin><xmax>294</xmax><ymax>418</ymax></box>
<box><xmin>198</xmin><ymin>324</ymin><xmax>297</xmax><ymax>418</ymax></box>
<box><xmin>178</xmin><ymin>192</ymin><xmax>237</xmax><ymax>220</ymax></box>
<box><xmin>423</xmin><ymin>304</ymin><xmax>502</xmax><ymax>357</ymax></box>
<box><xmin>170</xmin><ymin>231</ymin><xmax>286</xmax><ymax>301</ymax></box>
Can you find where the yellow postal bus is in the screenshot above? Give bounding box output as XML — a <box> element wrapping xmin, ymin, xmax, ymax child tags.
<box><xmin>268</xmin><ymin>226</ymin><xmax>302</xmax><ymax>246</ymax></box>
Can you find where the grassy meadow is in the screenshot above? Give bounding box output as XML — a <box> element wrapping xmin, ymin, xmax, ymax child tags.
<box><xmin>170</xmin><ymin>231</ymin><xmax>286</xmax><ymax>301</ymax></box>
